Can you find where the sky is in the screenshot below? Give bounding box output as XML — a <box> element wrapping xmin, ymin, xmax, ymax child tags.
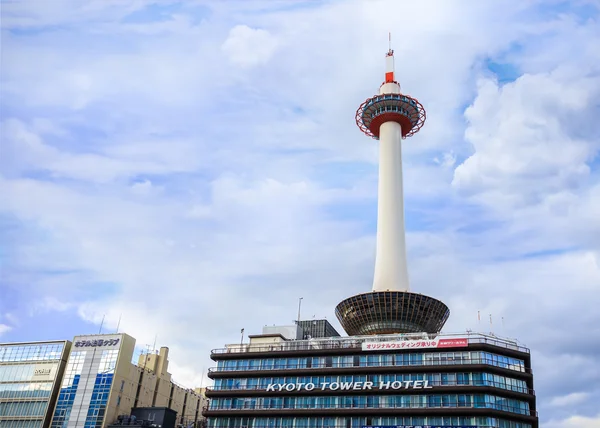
<box><xmin>1</xmin><ymin>0</ymin><xmax>599</xmax><ymax>426</ymax></box>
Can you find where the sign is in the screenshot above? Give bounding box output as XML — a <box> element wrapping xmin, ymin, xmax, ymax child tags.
<box><xmin>362</xmin><ymin>338</ymin><xmax>468</xmax><ymax>351</ymax></box>
<box><xmin>362</xmin><ymin>426</ymin><xmax>476</xmax><ymax>428</ymax></box>
<box><xmin>32</xmin><ymin>364</ymin><xmax>57</xmax><ymax>381</ymax></box>
<box><xmin>266</xmin><ymin>380</ymin><xmax>433</xmax><ymax>392</ymax></box>
<box><xmin>74</xmin><ymin>338</ymin><xmax>120</xmax><ymax>348</ymax></box>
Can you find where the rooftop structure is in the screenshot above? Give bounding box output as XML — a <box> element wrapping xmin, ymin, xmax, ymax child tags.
<box><xmin>296</xmin><ymin>319</ymin><xmax>341</xmax><ymax>339</ymax></box>
<box><xmin>335</xmin><ymin>44</ymin><xmax>449</xmax><ymax>336</ymax></box>
<box><xmin>210</xmin><ymin>331</ymin><xmax>529</xmax><ymax>356</ymax></box>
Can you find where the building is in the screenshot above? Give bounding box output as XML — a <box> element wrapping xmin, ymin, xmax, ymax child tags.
<box><xmin>296</xmin><ymin>320</ymin><xmax>340</xmax><ymax>340</ymax></box>
<box><xmin>335</xmin><ymin>44</ymin><xmax>447</xmax><ymax>337</ymax></box>
<box><xmin>0</xmin><ymin>340</ymin><xmax>71</xmax><ymax>428</ymax></box>
<box><xmin>47</xmin><ymin>333</ymin><xmax>205</xmax><ymax>428</ymax></box>
<box><xmin>202</xmin><ymin>44</ymin><xmax>538</xmax><ymax>428</ymax></box>
<box><xmin>204</xmin><ymin>331</ymin><xmax>536</xmax><ymax>428</ymax></box>
<box><xmin>107</xmin><ymin>407</ymin><xmax>178</xmax><ymax>428</ymax></box>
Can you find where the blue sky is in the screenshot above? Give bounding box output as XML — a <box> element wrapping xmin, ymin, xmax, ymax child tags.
<box><xmin>1</xmin><ymin>0</ymin><xmax>600</xmax><ymax>426</ymax></box>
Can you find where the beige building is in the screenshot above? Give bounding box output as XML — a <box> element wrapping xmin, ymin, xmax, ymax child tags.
<box><xmin>136</xmin><ymin>348</ymin><xmax>204</xmax><ymax>425</ymax></box>
<box><xmin>47</xmin><ymin>333</ymin><xmax>205</xmax><ymax>428</ymax></box>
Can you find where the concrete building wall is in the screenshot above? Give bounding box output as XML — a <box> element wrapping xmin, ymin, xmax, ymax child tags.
<box><xmin>169</xmin><ymin>385</ymin><xmax>186</xmax><ymax>421</ymax></box>
<box><xmin>132</xmin><ymin>366</ymin><xmax>158</xmax><ymax>409</ymax></box>
<box><xmin>261</xmin><ymin>325</ymin><xmax>301</xmax><ymax>340</ymax></box>
<box><xmin>104</xmin><ymin>334</ymin><xmax>136</xmax><ymax>426</ymax></box>
<box><xmin>183</xmin><ymin>392</ymin><xmax>201</xmax><ymax>425</ymax></box>
<box><xmin>248</xmin><ymin>336</ymin><xmax>286</xmax><ymax>345</ymax></box>
<box><xmin>152</xmin><ymin>378</ymin><xmax>172</xmax><ymax>408</ymax></box>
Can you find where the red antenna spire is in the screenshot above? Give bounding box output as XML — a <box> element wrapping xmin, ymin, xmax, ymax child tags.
<box><xmin>385</xmin><ymin>33</ymin><xmax>395</xmax><ymax>83</ymax></box>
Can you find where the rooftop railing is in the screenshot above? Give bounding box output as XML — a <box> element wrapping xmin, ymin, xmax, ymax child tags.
<box><xmin>211</xmin><ymin>332</ymin><xmax>529</xmax><ymax>355</ymax></box>
<box><xmin>205</xmin><ymin>402</ymin><xmax>535</xmax><ymax>417</ymax></box>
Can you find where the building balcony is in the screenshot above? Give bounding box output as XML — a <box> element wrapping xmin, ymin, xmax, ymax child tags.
<box><xmin>207</xmin><ymin>359</ymin><xmax>533</xmax><ymax>381</ymax></box>
<box><xmin>204</xmin><ymin>382</ymin><xmax>536</xmax><ymax>399</ymax></box>
<box><xmin>202</xmin><ymin>404</ymin><xmax>539</xmax><ymax>421</ymax></box>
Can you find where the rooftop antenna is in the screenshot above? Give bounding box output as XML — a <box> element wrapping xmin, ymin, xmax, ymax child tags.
<box><xmin>152</xmin><ymin>334</ymin><xmax>157</xmax><ymax>353</ymax></box>
<box><xmin>388</xmin><ymin>32</ymin><xmax>392</xmax><ymax>53</ymax></box>
<box><xmin>297</xmin><ymin>297</ymin><xmax>303</xmax><ymax>323</ymax></box>
<box><xmin>115</xmin><ymin>313</ymin><xmax>122</xmax><ymax>333</ymax></box>
<box><xmin>141</xmin><ymin>344</ymin><xmax>151</xmax><ymax>371</ymax></box>
<box><xmin>98</xmin><ymin>314</ymin><xmax>105</xmax><ymax>334</ymax></box>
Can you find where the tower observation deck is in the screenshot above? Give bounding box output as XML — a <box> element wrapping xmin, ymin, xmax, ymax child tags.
<box><xmin>335</xmin><ymin>46</ymin><xmax>450</xmax><ymax>336</ymax></box>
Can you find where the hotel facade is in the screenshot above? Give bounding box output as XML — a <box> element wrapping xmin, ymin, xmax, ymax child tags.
<box><xmin>203</xmin><ymin>327</ymin><xmax>537</xmax><ymax>428</ymax></box>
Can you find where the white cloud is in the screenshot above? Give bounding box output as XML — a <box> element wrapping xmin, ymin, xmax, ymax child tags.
<box><xmin>545</xmin><ymin>413</ymin><xmax>600</xmax><ymax>428</ymax></box>
<box><xmin>1</xmin><ymin>1</ymin><xmax>600</xmax><ymax>424</ymax></box>
<box><xmin>453</xmin><ymin>72</ymin><xmax>600</xmax><ymax>210</ymax></box>
<box><xmin>222</xmin><ymin>25</ymin><xmax>279</xmax><ymax>68</ymax></box>
<box><xmin>0</xmin><ymin>324</ymin><xmax>12</xmax><ymax>336</ymax></box>
<box><xmin>550</xmin><ymin>392</ymin><xmax>590</xmax><ymax>407</ymax></box>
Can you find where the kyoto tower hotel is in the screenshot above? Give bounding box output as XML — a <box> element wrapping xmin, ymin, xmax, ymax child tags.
<box><xmin>203</xmin><ymin>46</ymin><xmax>539</xmax><ymax>428</ymax></box>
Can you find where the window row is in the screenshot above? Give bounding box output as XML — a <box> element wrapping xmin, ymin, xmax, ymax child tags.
<box><xmin>208</xmin><ymin>394</ymin><xmax>531</xmax><ymax>415</ymax></box>
<box><xmin>366</xmin><ymin>94</ymin><xmax>419</xmax><ymax>108</ymax></box>
<box><xmin>97</xmin><ymin>351</ymin><xmax>118</xmax><ymax>373</ymax></box>
<box><xmin>0</xmin><ymin>363</ymin><xmax>58</xmax><ymax>382</ymax></box>
<box><xmin>83</xmin><ymin>403</ymin><xmax>107</xmax><ymax>428</ymax></box>
<box><xmin>0</xmin><ymin>382</ymin><xmax>53</xmax><ymax>399</ymax></box>
<box><xmin>52</xmin><ymin>375</ymin><xmax>80</xmax><ymax>428</ymax></box>
<box><xmin>369</xmin><ymin>105</ymin><xmax>414</xmax><ymax>120</ymax></box>
<box><xmin>215</xmin><ymin>351</ymin><xmax>525</xmax><ymax>373</ymax></box>
<box><xmin>213</xmin><ymin>371</ymin><xmax>528</xmax><ymax>394</ymax></box>
<box><xmin>0</xmin><ymin>420</ymin><xmax>46</xmax><ymax>428</ymax></box>
<box><xmin>0</xmin><ymin>344</ymin><xmax>65</xmax><ymax>363</ymax></box>
<box><xmin>0</xmin><ymin>400</ymin><xmax>48</xmax><ymax>418</ymax></box>
<box><xmin>51</xmin><ymin>406</ymin><xmax>74</xmax><ymax>428</ymax></box>
<box><xmin>60</xmin><ymin>352</ymin><xmax>86</xmax><ymax>388</ymax></box>
<box><xmin>207</xmin><ymin>415</ymin><xmax>532</xmax><ymax>428</ymax></box>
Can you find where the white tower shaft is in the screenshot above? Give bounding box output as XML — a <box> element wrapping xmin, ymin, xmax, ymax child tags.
<box><xmin>372</xmin><ymin>73</ymin><xmax>409</xmax><ymax>292</ymax></box>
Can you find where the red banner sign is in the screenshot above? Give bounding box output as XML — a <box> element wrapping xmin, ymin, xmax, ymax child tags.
<box><xmin>362</xmin><ymin>338</ymin><xmax>468</xmax><ymax>351</ymax></box>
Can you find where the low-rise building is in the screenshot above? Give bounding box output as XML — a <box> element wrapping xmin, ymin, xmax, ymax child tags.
<box><xmin>18</xmin><ymin>332</ymin><xmax>207</xmax><ymax>428</ymax></box>
<box><xmin>0</xmin><ymin>340</ymin><xmax>71</xmax><ymax>428</ymax></box>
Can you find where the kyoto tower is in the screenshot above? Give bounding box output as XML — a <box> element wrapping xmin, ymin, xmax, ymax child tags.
<box><xmin>335</xmin><ymin>43</ymin><xmax>450</xmax><ymax>336</ymax></box>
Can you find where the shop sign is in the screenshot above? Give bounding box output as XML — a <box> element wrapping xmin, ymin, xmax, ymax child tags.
<box><xmin>74</xmin><ymin>338</ymin><xmax>120</xmax><ymax>348</ymax></box>
<box><xmin>362</xmin><ymin>338</ymin><xmax>468</xmax><ymax>351</ymax></box>
<box><xmin>266</xmin><ymin>380</ymin><xmax>433</xmax><ymax>392</ymax></box>
<box><xmin>362</xmin><ymin>426</ymin><xmax>477</xmax><ymax>428</ymax></box>
<box><xmin>32</xmin><ymin>364</ymin><xmax>56</xmax><ymax>380</ymax></box>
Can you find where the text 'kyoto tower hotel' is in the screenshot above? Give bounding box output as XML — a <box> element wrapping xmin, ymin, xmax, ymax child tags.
<box><xmin>203</xmin><ymin>46</ymin><xmax>538</xmax><ymax>428</ymax></box>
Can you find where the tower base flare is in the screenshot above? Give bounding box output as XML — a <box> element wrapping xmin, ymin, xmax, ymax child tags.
<box><xmin>335</xmin><ymin>291</ymin><xmax>450</xmax><ymax>336</ymax></box>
